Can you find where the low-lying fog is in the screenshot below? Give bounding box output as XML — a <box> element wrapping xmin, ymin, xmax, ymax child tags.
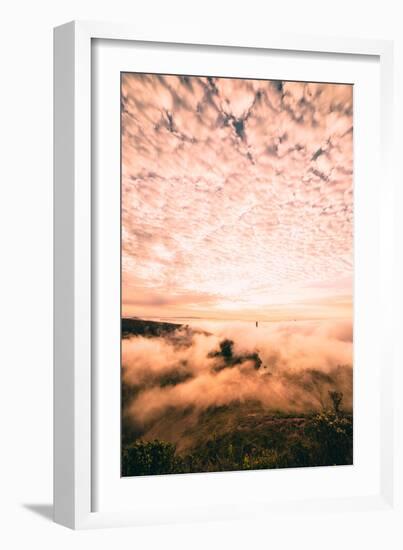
<box><xmin>122</xmin><ymin>319</ymin><xmax>353</xmax><ymax>443</ymax></box>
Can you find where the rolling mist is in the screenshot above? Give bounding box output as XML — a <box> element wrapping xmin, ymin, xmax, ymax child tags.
<box><xmin>122</xmin><ymin>319</ymin><xmax>352</xmax><ymax>451</ymax></box>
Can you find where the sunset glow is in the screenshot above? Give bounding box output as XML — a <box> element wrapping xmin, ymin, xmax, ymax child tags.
<box><xmin>121</xmin><ymin>74</ymin><xmax>353</xmax><ymax>321</ymax></box>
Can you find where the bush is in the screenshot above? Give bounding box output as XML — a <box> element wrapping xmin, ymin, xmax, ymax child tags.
<box><xmin>122</xmin><ymin>440</ymin><xmax>179</xmax><ymax>476</ymax></box>
<box><xmin>307</xmin><ymin>411</ymin><xmax>353</xmax><ymax>466</ymax></box>
<box><xmin>122</xmin><ymin>410</ymin><xmax>353</xmax><ymax>476</ymax></box>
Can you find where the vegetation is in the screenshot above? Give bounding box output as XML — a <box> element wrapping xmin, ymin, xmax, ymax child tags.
<box><xmin>122</xmin><ymin>392</ymin><xmax>353</xmax><ymax>476</ymax></box>
<box><xmin>121</xmin><ymin>319</ymin><xmax>353</xmax><ymax>476</ymax></box>
<box><xmin>122</xmin><ymin>318</ymin><xmax>182</xmax><ymax>339</ymax></box>
<box><xmin>208</xmin><ymin>338</ymin><xmax>262</xmax><ymax>370</ymax></box>
<box><xmin>122</xmin><ymin>440</ymin><xmax>180</xmax><ymax>476</ymax></box>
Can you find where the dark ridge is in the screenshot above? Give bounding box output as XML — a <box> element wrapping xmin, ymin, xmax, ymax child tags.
<box><xmin>122</xmin><ymin>318</ymin><xmax>182</xmax><ymax>338</ymax></box>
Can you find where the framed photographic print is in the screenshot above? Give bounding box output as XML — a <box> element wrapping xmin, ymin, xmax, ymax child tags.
<box><xmin>54</xmin><ymin>21</ymin><xmax>396</xmax><ymax>529</ymax></box>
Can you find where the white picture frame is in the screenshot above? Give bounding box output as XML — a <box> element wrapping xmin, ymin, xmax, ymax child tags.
<box><xmin>54</xmin><ymin>20</ymin><xmax>397</xmax><ymax>530</ymax></box>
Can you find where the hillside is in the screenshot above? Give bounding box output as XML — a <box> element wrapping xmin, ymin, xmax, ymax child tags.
<box><xmin>121</xmin><ymin>318</ymin><xmax>353</xmax><ymax>476</ymax></box>
<box><xmin>122</xmin><ymin>317</ymin><xmax>183</xmax><ymax>338</ymax></box>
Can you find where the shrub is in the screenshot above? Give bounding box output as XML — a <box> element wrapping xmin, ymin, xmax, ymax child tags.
<box><xmin>307</xmin><ymin>411</ymin><xmax>353</xmax><ymax>466</ymax></box>
<box><xmin>122</xmin><ymin>440</ymin><xmax>179</xmax><ymax>476</ymax></box>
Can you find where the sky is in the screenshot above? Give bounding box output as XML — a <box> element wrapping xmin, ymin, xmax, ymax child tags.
<box><xmin>121</xmin><ymin>74</ymin><xmax>353</xmax><ymax>322</ymax></box>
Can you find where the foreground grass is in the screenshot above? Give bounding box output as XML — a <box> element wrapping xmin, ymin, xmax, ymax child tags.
<box><xmin>122</xmin><ymin>409</ymin><xmax>353</xmax><ymax>476</ymax></box>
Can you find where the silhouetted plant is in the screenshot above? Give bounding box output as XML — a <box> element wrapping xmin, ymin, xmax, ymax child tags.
<box><xmin>328</xmin><ymin>390</ymin><xmax>343</xmax><ymax>414</ymax></box>
<box><xmin>307</xmin><ymin>411</ymin><xmax>353</xmax><ymax>466</ymax></box>
<box><xmin>122</xmin><ymin>440</ymin><xmax>178</xmax><ymax>476</ymax></box>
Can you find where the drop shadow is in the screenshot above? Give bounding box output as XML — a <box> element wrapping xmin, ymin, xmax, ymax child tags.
<box><xmin>23</xmin><ymin>503</ymin><xmax>53</xmax><ymax>522</ymax></box>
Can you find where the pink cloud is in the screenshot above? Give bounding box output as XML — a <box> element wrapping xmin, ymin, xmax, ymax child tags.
<box><xmin>121</xmin><ymin>74</ymin><xmax>353</xmax><ymax>320</ymax></box>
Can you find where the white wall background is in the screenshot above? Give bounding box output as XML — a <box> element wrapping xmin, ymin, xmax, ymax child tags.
<box><xmin>0</xmin><ymin>0</ymin><xmax>401</xmax><ymax>548</ymax></box>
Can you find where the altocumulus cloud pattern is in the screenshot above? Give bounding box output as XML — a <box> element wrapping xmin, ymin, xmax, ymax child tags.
<box><xmin>121</xmin><ymin>74</ymin><xmax>353</xmax><ymax>321</ymax></box>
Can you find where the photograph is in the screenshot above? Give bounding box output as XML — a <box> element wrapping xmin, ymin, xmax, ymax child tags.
<box><xmin>120</xmin><ymin>72</ymin><xmax>354</xmax><ymax>477</ymax></box>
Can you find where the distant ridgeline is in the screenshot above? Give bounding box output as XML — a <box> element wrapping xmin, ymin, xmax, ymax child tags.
<box><xmin>122</xmin><ymin>318</ymin><xmax>183</xmax><ymax>338</ymax></box>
